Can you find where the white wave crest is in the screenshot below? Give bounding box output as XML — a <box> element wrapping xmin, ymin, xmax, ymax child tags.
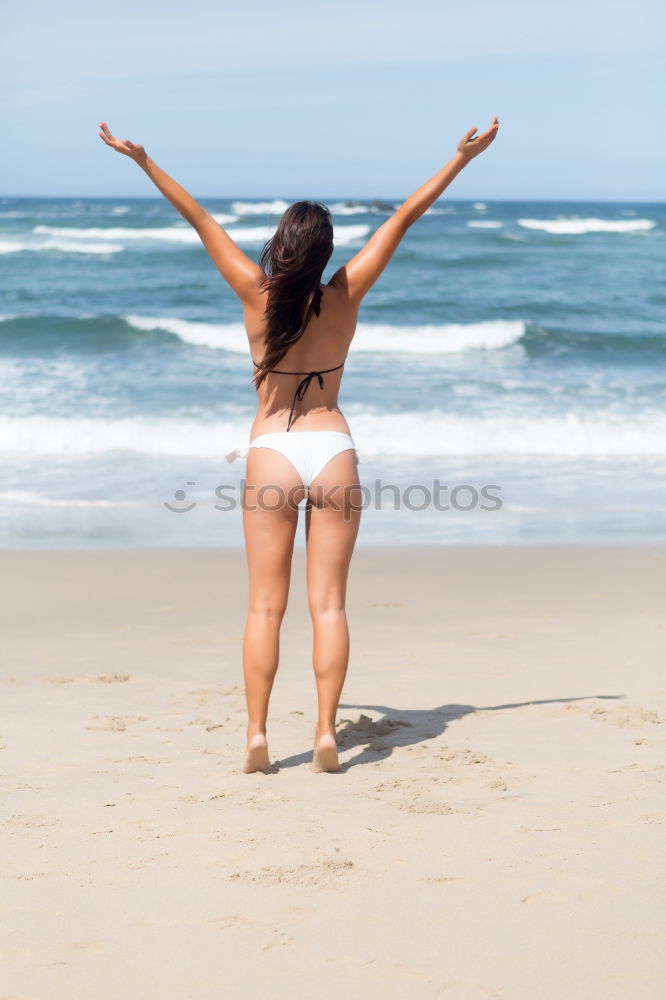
<box><xmin>473</xmin><ymin>202</ymin><xmax>487</xmax><ymax>210</ymax></box>
<box><xmin>224</xmin><ymin>226</ymin><xmax>275</xmax><ymax>243</ymax></box>
<box><xmin>1</xmin><ymin>408</ymin><xmax>663</xmax><ymax>459</ymax></box>
<box><xmin>350</xmin><ymin>320</ymin><xmax>525</xmax><ymax>354</ymax></box>
<box><xmin>227</xmin><ymin>223</ymin><xmax>370</xmax><ymax>245</ymax></box>
<box><xmin>0</xmin><ymin>239</ymin><xmax>27</xmax><ymax>253</ymax></box>
<box><xmin>219</xmin><ymin>225</ymin><xmax>370</xmax><ymax>245</ymax></box>
<box><xmin>467</xmin><ymin>220</ymin><xmax>502</xmax><ymax>229</ymax></box>
<box><xmin>125</xmin><ymin>315</ymin><xmax>248</xmax><ymax>351</ymax></box>
<box><xmin>348</xmin><ymin>409</ymin><xmax>666</xmax><ymax>458</ymax></box>
<box><xmin>34</xmin><ymin>224</ymin><xmax>202</xmax><ymax>243</ymax></box>
<box><xmin>44</xmin><ymin>240</ymin><xmax>124</xmax><ymax>255</ymax></box>
<box><xmin>0</xmin><ymin>490</ymin><xmax>135</xmax><ymax>508</ymax></box>
<box><xmin>110</xmin><ymin>206</ymin><xmax>129</xmax><ymax>215</ymax></box>
<box><xmin>30</xmin><ymin>221</ymin><xmax>368</xmax><ymax>248</ymax></box>
<box><xmin>0</xmin><ymin>415</ymin><xmax>240</xmax><ymax>457</ymax></box>
<box><xmin>329</xmin><ymin>201</ymin><xmax>398</xmax><ymax>215</ymax></box>
<box><xmin>333</xmin><ymin>224</ymin><xmax>370</xmax><ymax>244</ymax></box>
<box><xmin>0</xmin><ymin>238</ymin><xmax>122</xmax><ymax>255</ymax></box>
<box><xmin>518</xmin><ymin>217</ymin><xmax>657</xmax><ymax>235</ymax></box>
<box><xmin>230</xmin><ymin>199</ymin><xmax>291</xmax><ymax>216</ymax></box>
<box><xmin>211</xmin><ymin>213</ymin><xmax>238</xmax><ymax>225</ymax></box>
<box><xmin>123</xmin><ymin>316</ymin><xmax>526</xmax><ymax>355</ymax></box>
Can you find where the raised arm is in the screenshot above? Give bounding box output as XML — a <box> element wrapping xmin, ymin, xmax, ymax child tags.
<box><xmin>330</xmin><ymin>116</ymin><xmax>500</xmax><ymax>304</ymax></box>
<box><xmin>97</xmin><ymin>122</ymin><xmax>264</xmax><ymax>302</ymax></box>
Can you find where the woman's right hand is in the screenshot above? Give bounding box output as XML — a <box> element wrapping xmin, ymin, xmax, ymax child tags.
<box><xmin>456</xmin><ymin>116</ymin><xmax>500</xmax><ymax>162</ymax></box>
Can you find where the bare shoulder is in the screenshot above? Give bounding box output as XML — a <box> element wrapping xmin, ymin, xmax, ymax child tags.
<box><xmin>324</xmin><ymin>272</ymin><xmax>359</xmax><ymax>316</ymax></box>
<box><xmin>327</xmin><ymin>268</ymin><xmax>350</xmax><ymax>298</ymax></box>
<box><xmin>323</xmin><ymin>276</ymin><xmax>360</xmax><ymax>327</ymax></box>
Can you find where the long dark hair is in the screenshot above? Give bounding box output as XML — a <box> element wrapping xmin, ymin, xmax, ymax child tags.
<box><xmin>254</xmin><ymin>200</ymin><xmax>334</xmax><ymax>388</ymax></box>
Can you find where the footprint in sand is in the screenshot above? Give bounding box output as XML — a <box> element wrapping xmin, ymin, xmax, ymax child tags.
<box><xmin>373</xmin><ymin>777</ymin><xmax>458</xmax><ymax>815</ymax></box>
<box><xmin>553</xmin><ymin>700</ymin><xmax>662</xmax><ymax>729</ymax></box>
<box><xmin>187</xmin><ymin>686</ymin><xmax>243</xmax><ymax>706</ymax></box>
<box><xmin>208</xmin><ymin>914</ymin><xmax>295</xmax><ymax>950</ymax></box>
<box><xmin>434</xmin><ymin>746</ymin><xmax>530</xmax><ymax>794</ymax></box>
<box><xmin>86</xmin><ymin>715</ymin><xmax>148</xmax><ymax>732</ymax></box>
<box><xmin>186</xmin><ymin>718</ymin><xmax>232</xmax><ymax>732</ymax></box>
<box><xmin>261</xmin><ymin>928</ymin><xmax>296</xmax><ymax>951</ymax></box>
<box><xmin>45</xmin><ymin>674</ymin><xmax>130</xmax><ymax>684</ymax></box>
<box><xmin>589</xmin><ymin>703</ymin><xmax>662</xmax><ymax>728</ymax></box>
<box><xmin>373</xmin><ymin>750</ymin><xmax>529</xmax><ymax>814</ymax></box>
<box><xmin>229</xmin><ymin>857</ymin><xmax>354</xmax><ymax>887</ymax></box>
<box><xmin>7</xmin><ymin>813</ymin><xmax>59</xmax><ymax>828</ymax></box>
<box><xmin>437</xmin><ymin>747</ymin><xmax>489</xmax><ymax>765</ymax></box>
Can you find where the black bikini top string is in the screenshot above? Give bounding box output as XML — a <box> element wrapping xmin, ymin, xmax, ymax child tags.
<box><xmin>252</xmin><ymin>359</ymin><xmax>345</xmax><ymax>431</ymax></box>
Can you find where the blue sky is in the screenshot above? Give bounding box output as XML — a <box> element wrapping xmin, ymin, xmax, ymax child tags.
<box><xmin>1</xmin><ymin>0</ymin><xmax>664</xmax><ymax>200</ymax></box>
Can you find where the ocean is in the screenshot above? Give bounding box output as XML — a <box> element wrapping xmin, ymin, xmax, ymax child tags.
<box><xmin>1</xmin><ymin>195</ymin><xmax>664</xmax><ymax>548</ymax></box>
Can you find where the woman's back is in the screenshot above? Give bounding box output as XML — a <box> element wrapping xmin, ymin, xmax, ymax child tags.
<box><xmin>244</xmin><ymin>280</ymin><xmax>359</xmax><ymax>437</ymax></box>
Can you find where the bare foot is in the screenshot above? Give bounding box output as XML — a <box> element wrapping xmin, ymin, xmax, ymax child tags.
<box><xmin>242</xmin><ymin>733</ymin><xmax>271</xmax><ymax>773</ymax></box>
<box><xmin>312</xmin><ymin>728</ymin><xmax>340</xmax><ymax>773</ymax></box>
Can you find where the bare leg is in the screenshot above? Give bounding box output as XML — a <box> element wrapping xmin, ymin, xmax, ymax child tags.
<box><xmin>305</xmin><ymin>450</ymin><xmax>361</xmax><ymax>772</ymax></box>
<box><xmin>242</xmin><ymin>447</ymin><xmax>303</xmax><ymax>772</ymax></box>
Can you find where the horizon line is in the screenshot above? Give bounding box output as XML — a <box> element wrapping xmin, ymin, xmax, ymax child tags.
<box><xmin>1</xmin><ymin>195</ymin><xmax>664</xmax><ymax>205</ymax></box>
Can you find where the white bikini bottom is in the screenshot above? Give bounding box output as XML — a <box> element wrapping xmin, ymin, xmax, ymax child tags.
<box><xmin>226</xmin><ymin>431</ymin><xmax>358</xmax><ymax>489</ymax></box>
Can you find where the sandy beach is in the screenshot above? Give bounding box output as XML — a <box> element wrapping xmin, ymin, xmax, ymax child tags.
<box><xmin>1</xmin><ymin>545</ymin><xmax>664</xmax><ymax>998</ymax></box>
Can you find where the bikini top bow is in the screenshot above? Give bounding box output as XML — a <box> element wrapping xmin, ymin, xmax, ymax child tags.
<box><xmin>251</xmin><ymin>358</ymin><xmax>346</xmax><ymax>432</ymax></box>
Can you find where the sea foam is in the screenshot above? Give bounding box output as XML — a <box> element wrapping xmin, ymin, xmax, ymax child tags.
<box><xmin>31</xmin><ymin>221</ymin><xmax>369</xmax><ymax>247</ymax></box>
<box><xmin>0</xmin><ymin>238</ymin><xmax>122</xmax><ymax>255</ymax></box>
<box><xmin>125</xmin><ymin>315</ymin><xmax>248</xmax><ymax>352</ymax></box>
<box><xmin>211</xmin><ymin>213</ymin><xmax>239</xmax><ymax>225</ymax></box>
<box><xmin>346</xmin><ymin>320</ymin><xmax>525</xmax><ymax>354</ymax></box>
<box><xmin>123</xmin><ymin>316</ymin><xmax>526</xmax><ymax>355</ymax></box>
<box><xmin>1</xmin><ymin>408</ymin><xmax>663</xmax><ymax>458</ymax></box>
<box><xmin>0</xmin><ymin>490</ymin><xmax>135</xmax><ymax>508</ymax></box>
<box><xmin>34</xmin><ymin>224</ymin><xmax>203</xmax><ymax>243</ymax></box>
<box><xmin>231</xmin><ymin>199</ymin><xmax>395</xmax><ymax>217</ymax></box>
<box><xmin>230</xmin><ymin>199</ymin><xmax>291</xmax><ymax>215</ymax></box>
<box><xmin>518</xmin><ymin>217</ymin><xmax>656</xmax><ymax>235</ymax></box>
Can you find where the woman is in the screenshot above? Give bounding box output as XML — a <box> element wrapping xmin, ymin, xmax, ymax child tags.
<box><xmin>98</xmin><ymin>115</ymin><xmax>500</xmax><ymax>774</ymax></box>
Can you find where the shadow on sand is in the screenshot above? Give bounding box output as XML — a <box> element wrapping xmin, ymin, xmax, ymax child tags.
<box><xmin>273</xmin><ymin>693</ymin><xmax>624</xmax><ymax>772</ymax></box>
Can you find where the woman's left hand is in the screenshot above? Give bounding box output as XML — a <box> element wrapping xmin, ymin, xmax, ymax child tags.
<box><xmin>456</xmin><ymin>116</ymin><xmax>500</xmax><ymax>162</ymax></box>
<box><xmin>98</xmin><ymin>121</ymin><xmax>146</xmax><ymax>162</ymax></box>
